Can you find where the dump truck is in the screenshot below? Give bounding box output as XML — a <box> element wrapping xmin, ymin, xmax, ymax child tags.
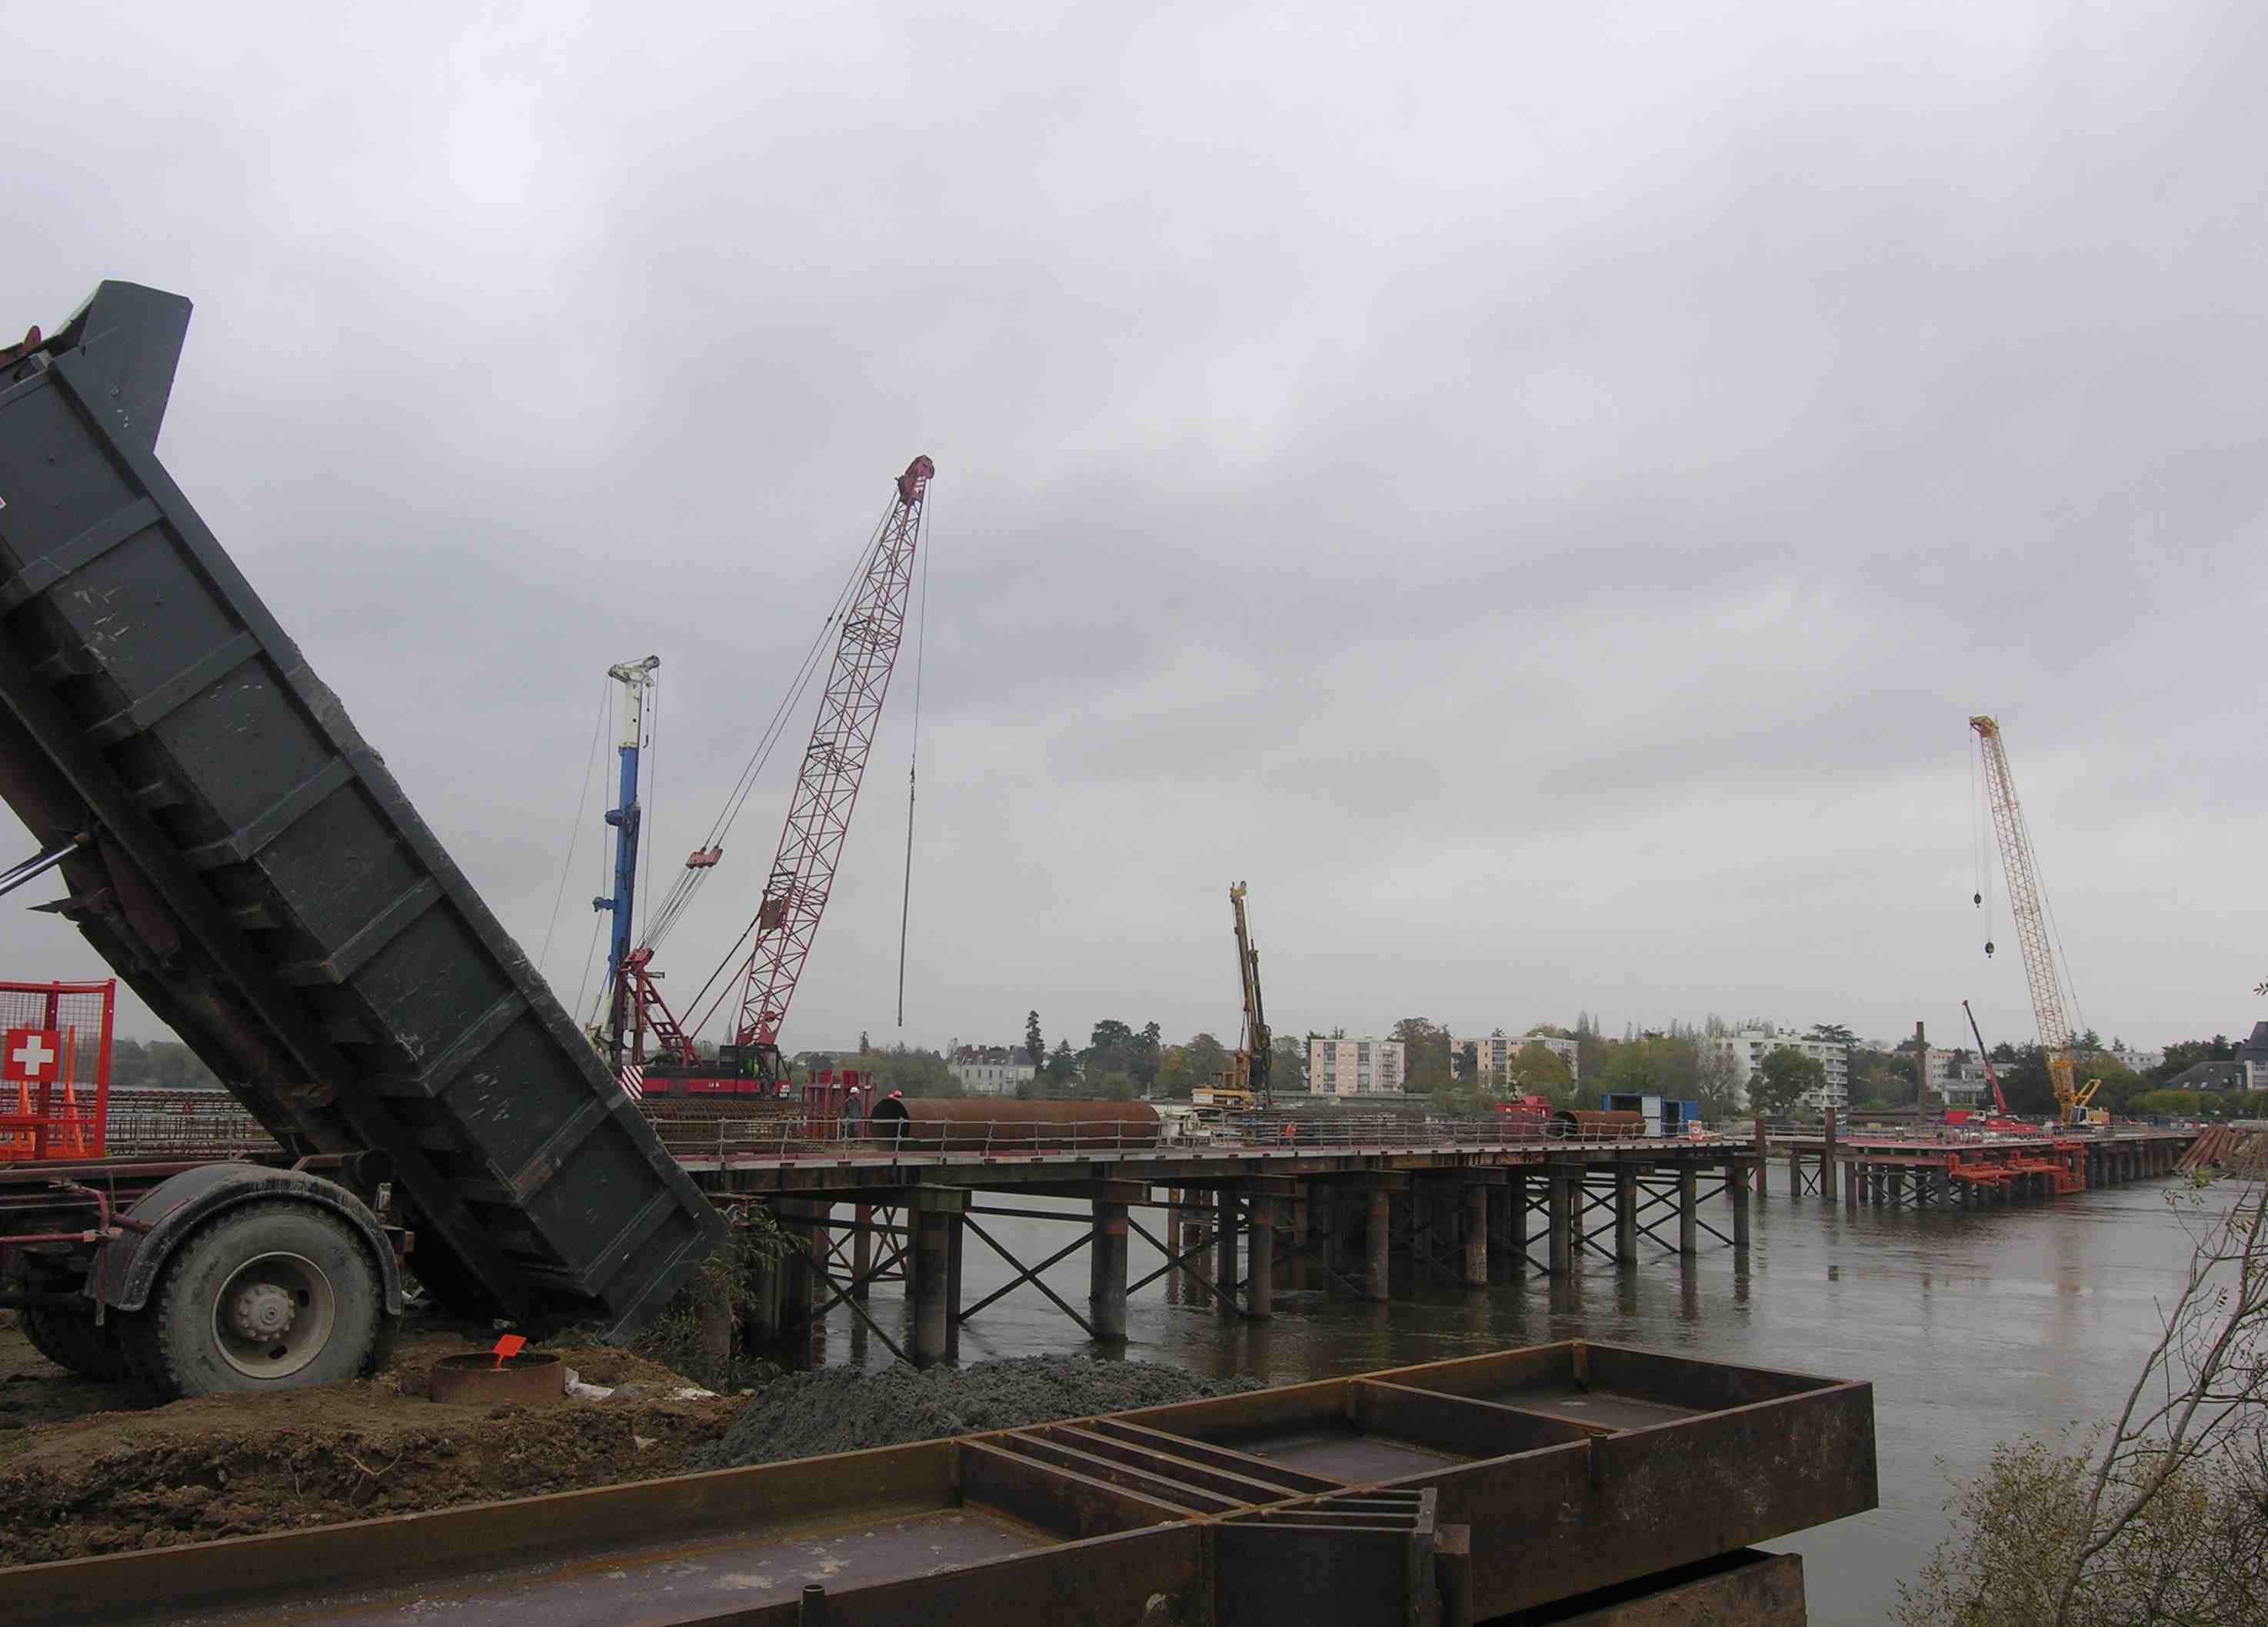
<box><xmin>0</xmin><ymin>282</ymin><xmax>726</xmax><ymax>1395</ymax></box>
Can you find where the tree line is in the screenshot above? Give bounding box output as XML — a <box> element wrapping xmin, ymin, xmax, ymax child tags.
<box><xmin>757</xmin><ymin>1010</ymin><xmax>2267</xmax><ymax>1122</ymax></box>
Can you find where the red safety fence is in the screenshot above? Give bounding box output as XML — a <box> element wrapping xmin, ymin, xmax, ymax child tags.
<box><xmin>0</xmin><ymin>980</ymin><xmax>113</xmax><ymax>1161</ymax></box>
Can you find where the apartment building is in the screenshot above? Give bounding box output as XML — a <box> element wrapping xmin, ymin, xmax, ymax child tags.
<box><xmin>1450</xmin><ymin>1032</ymin><xmax>1581</xmax><ymax>1085</ymax></box>
<box><xmin>1307</xmin><ymin>1036</ymin><xmax>1407</xmax><ymax>1095</ymax></box>
<box><xmin>1708</xmin><ymin>1028</ymin><xmax>1850</xmax><ymax>1112</ymax></box>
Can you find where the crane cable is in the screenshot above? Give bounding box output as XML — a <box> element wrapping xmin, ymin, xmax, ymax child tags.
<box><xmin>641</xmin><ymin>502</ymin><xmax>897</xmax><ymax>955</ymax></box>
<box><xmin>1971</xmin><ymin>738</ymin><xmax>1993</xmax><ymax>952</ymax></box>
<box><xmin>2016</xmin><ymin>758</ymin><xmax>2091</xmax><ymax>1049</ymax></box>
<box><xmin>641</xmin><ymin>667</ymin><xmax>660</xmax><ymax>948</ymax></box>
<box><xmin>537</xmin><ymin>675</ymin><xmax>611</xmax><ymax>984</ymax></box>
<box><xmin>896</xmin><ymin>483</ymin><xmax>933</xmax><ymax>1027</ymax></box>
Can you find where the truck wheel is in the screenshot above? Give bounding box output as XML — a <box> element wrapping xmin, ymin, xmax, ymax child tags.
<box><xmin>146</xmin><ymin>1201</ymin><xmax>381</xmax><ymax>1397</ymax></box>
<box><xmin>19</xmin><ymin>1305</ymin><xmax>133</xmax><ymax>1383</ymax></box>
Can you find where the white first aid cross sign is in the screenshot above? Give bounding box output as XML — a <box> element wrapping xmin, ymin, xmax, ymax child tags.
<box><xmin>4</xmin><ymin>1027</ymin><xmax>61</xmax><ymax>1085</ymax></box>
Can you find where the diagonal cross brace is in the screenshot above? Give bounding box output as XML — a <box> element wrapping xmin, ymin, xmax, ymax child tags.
<box><xmin>960</xmin><ymin>1216</ymin><xmax>1097</xmax><ymax>1339</ymax></box>
<box><xmin>1126</xmin><ymin>1213</ymin><xmax>1248</xmax><ymax>1319</ymax></box>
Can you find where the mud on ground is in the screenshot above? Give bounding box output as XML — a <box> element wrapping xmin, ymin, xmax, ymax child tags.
<box><xmin>0</xmin><ymin>1318</ymin><xmax>742</xmax><ymax>1566</ymax></box>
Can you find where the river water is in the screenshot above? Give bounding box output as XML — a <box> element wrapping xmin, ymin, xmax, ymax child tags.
<box><xmin>813</xmin><ymin>1173</ymin><xmax>2203</xmax><ymax>1627</ymax></box>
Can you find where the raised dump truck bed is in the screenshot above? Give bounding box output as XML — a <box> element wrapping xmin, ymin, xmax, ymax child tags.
<box><xmin>0</xmin><ymin>1342</ymin><xmax>1876</xmax><ymax>1627</ymax></box>
<box><xmin>0</xmin><ymin>282</ymin><xmax>724</xmax><ymax>1342</ymax></box>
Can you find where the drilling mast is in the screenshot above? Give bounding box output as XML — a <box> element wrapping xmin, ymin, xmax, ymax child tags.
<box><xmin>1230</xmin><ymin>882</ymin><xmax>1271</xmax><ymax>1109</ymax></box>
<box><xmin>595</xmin><ymin>655</ymin><xmax>659</xmax><ymax>1068</ymax></box>
<box><xmin>1970</xmin><ymin>715</ymin><xmax>2098</xmax><ymax>1125</ymax></box>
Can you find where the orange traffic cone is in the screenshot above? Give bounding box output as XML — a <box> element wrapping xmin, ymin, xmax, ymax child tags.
<box><xmin>57</xmin><ymin>1078</ymin><xmax>85</xmax><ymax>1158</ymax></box>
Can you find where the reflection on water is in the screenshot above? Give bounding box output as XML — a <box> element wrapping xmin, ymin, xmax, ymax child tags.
<box><xmin>812</xmin><ymin>1176</ymin><xmax>2200</xmax><ymax>1627</ymax></box>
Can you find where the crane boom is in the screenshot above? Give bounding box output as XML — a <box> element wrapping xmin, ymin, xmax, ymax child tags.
<box><xmin>1231</xmin><ymin>882</ymin><xmax>1271</xmax><ymax>1108</ymax></box>
<box><xmin>726</xmin><ymin>455</ymin><xmax>934</xmax><ymax>1079</ymax></box>
<box><xmin>1970</xmin><ymin>715</ymin><xmax>2088</xmax><ymax>1122</ymax></box>
<box><xmin>1960</xmin><ymin>998</ymin><xmax>2010</xmax><ymax>1117</ymax></box>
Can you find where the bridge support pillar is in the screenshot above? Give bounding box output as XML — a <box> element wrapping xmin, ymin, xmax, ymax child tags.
<box><xmin>1506</xmin><ymin>1172</ymin><xmax>1529</xmax><ymax>1270</ymax></box>
<box><xmin>910</xmin><ymin>1191</ymin><xmax>965</xmax><ymax>1368</ymax></box>
<box><xmin>1679</xmin><ymin>1167</ymin><xmax>1698</xmax><ymax>1257</ymax></box>
<box><xmin>1614</xmin><ymin>1166</ymin><xmax>1639</xmax><ymax>1266</ymax></box>
<box><xmin>741</xmin><ymin>1242</ymin><xmax>781</xmax><ymax>1350</ymax></box>
<box><xmin>1843</xmin><ymin>1162</ymin><xmax>1858</xmax><ymax>1209</ymax></box>
<box><xmin>777</xmin><ymin>1200</ymin><xmax>817</xmax><ymax>1369</ymax></box>
<box><xmin>1821</xmin><ymin>1106</ymin><xmax>1838</xmax><ymax>1199</ymax></box>
<box><xmin>1248</xmin><ymin>1196</ymin><xmax>1275</xmax><ymax>1319</ymax></box>
<box><xmin>1548</xmin><ymin>1168</ymin><xmax>1577</xmax><ymax>1274</ymax></box>
<box><xmin>851</xmin><ymin>1204</ymin><xmax>873</xmax><ymax>1302</ymax></box>
<box><xmin>1306</xmin><ymin>1183</ymin><xmax>1330</xmax><ymax>1273</ymax></box>
<box><xmin>1364</xmin><ymin>1185</ymin><xmax>1393</xmax><ymax>1302</ymax></box>
<box><xmin>1090</xmin><ymin>1199</ymin><xmax>1128</xmax><ymax>1342</ymax></box>
<box><xmin>1462</xmin><ymin>1182</ymin><xmax>1489</xmax><ymax>1285</ymax></box>
<box><xmin>1730</xmin><ymin>1160</ymin><xmax>1751</xmax><ymax>1252</ymax></box>
<box><xmin>1215</xmin><ymin>1192</ymin><xmax>1239</xmax><ymax>1314</ymax></box>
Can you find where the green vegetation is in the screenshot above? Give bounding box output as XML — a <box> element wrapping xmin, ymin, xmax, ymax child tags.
<box><xmin>1897</xmin><ymin>1178</ymin><xmax>2268</xmax><ymax>1627</ymax></box>
<box><xmin>629</xmin><ymin>1205</ymin><xmax>797</xmax><ymax>1392</ymax></box>
<box><xmin>1508</xmin><ymin>1041</ymin><xmax>1574</xmax><ymax>1104</ymax></box>
<box><xmin>1750</xmin><ymin>1046</ymin><xmax>1826</xmax><ymax>1119</ymax></box>
<box><xmin>1389</xmin><ymin>1018</ymin><xmax>1454</xmax><ymax>1092</ymax></box>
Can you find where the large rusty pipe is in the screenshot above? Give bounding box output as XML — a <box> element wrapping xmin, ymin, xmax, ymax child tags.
<box><xmin>1554</xmin><ymin>1109</ymin><xmax>1647</xmax><ymax>1139</ymax></box>
<box><xmin>866</xmin><ymin>1097</ymin><xmax>1161</xmax><ymax>1152</ymax></box>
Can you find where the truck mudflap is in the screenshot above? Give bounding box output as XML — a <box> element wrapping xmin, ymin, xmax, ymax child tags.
<box><xmin>0</xmin><ymin>283</ymin><xmax>725</xmax><ymax>1338</ymax></box>
<box><xmin>89</xmin><ymin>1162</ymin><xmax>405</xmax><ymax>1316</ymax></box>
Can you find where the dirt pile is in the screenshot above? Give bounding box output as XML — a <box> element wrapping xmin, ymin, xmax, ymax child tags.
<box><xmin>0</xmin><ymin>1329</ymin><xmax>740</xmax><ymax>1565</ymax></box>
<box><xmin>698</xmin><ymin>1355</ymin><xmax>1251</xmax><ymax>1469</ymax></box>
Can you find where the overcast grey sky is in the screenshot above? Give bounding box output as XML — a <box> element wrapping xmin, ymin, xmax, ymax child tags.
<box><xmin>3</xmin><ymin>2</ymin><xmax>2261</xmax><ymax>1060</ymax></box>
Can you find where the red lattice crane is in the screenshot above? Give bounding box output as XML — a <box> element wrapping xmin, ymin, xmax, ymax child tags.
<box><xmin>623</xmin><ymin>456</ymin><xmax>933</xmax><ymax>1089</ymax></box>
<box><xmin>728</xmin><ymin>455</ymin><xmax>934</xmax><ymax>1080</ymax></box>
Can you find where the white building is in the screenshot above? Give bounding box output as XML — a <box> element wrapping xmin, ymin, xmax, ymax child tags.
<box><xmin>1308</xmin><ymin>1037</ymin><xmax>1406</xmax><ymax>1095</ymax></box>
<box><xmin>2113</xmin><ymin>1047</ymin><xmax>2164</xmax><ymax>1075</ymax></box>
<box><xmin>1943</xmin><ymin>1060</ymin><xmax>1993</xmax><ymax>1108</ymax></box>
<box><xmin>1708</xmin><ymin>1029</ymin><xmax>1850</xmax><ymax>1113</ymax></box>
<box><xmin>947</xmin><ymin>1046</ymin><xmax>1036</xmax><ymax>1096</ymax></box>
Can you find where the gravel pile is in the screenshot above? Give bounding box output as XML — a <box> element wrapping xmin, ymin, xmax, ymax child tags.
<box><xmin>697</xmin><ymin>1356</ymin><xmax>1252</xmax><ymax>1469</ymax></box>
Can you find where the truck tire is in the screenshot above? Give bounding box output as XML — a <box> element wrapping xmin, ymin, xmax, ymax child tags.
<box><xmin>145</xmin><ymin>1201</ymin><xmax>382</xmax><ymax>1398</ymax></box>
<box><xmin>19</xmin><ymin>1305</ymin><xmax>133</xmax><ymax>1383</ymax></box>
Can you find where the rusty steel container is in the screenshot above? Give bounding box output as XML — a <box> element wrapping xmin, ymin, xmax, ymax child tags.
<box><xmin>866</xmin><ymin>1097</ymin><xmax>1161</xmax><ymax>1152</ymax></box>
<box><xmin>1554</xmin><ymin>1109</ymin><xmax>1648</xmax><ymax>1139</ymax></box>
<box><xmin>429</xmin><ymin>1351</ymin><xmax>565</xmax><ymax>1405</ymax></box>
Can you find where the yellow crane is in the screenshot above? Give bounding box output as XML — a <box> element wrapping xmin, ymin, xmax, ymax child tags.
<box><xmin>1192</xmin><ymin>882</ymin><xmax>1272</xmax><ymax>1112</ymax></box>
<box><xmin>1970</xmin><ymin>716</ymin><xmax>2103</xmax><ymax>1127</ymax></box>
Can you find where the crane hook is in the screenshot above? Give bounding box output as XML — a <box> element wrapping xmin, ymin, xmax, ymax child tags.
<box><xmin>1984</xmin><ymin>940</ymin><xmax>1995</xmax><ymax>958</ymax></box>
<box><xmin>1973</xmin><ymin>892</ymin><xmax>1982</xmax><ymax>907</ymax></box>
